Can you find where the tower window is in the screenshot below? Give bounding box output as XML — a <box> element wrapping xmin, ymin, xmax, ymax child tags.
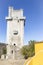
<box><xmin>14</xmin><ymin>44</ymin><xmax>16</xmax><ymax>46</ymax></box>
<box><xmin>18</xmin><ymin>20</ymin><xmax>19</xmax><ymax>22</ymax></box>
<box><xmin>13</xmin><ymin>31</ymin><xmax>18</xmax><ymax>35</ymax></box>
<box><xmin>11</xmin><ymin>50</ymin><xmax>13</xmax><ymax>54</ymax></box>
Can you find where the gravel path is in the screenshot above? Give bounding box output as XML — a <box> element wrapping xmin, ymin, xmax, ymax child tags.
<box><xmin>0</xmin><ymin>59</ymin><xmax>25</xmax><ymax>65</ymax></box>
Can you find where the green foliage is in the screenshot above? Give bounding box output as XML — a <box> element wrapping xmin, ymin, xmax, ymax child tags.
<box><xmin>3</xmin><ymin>48</ymin><xmax>7</xmax><ymax>54</ymax></box>
<box><xmin>21</xmin><ymin>40</ymin><xmax>35</xmax><ymax>59</ymax></box>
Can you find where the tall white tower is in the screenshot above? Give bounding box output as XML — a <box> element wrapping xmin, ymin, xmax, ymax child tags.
<box><xmin>6</xmin><ymin>7</ymin><xmax>26</xmax><ymax>59</ymax></box>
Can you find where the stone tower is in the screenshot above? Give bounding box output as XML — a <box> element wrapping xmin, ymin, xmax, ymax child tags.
<box><xmin>5</xmin><ymin>7</ymin><xmax>26</xmax><ymax>59</ymax></box>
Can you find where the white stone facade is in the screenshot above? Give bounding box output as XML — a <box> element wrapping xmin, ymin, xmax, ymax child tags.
<box><xmin>5</xmin><ymin>7</ymin><xmax>26</xmax><ymax>59</ymax></box>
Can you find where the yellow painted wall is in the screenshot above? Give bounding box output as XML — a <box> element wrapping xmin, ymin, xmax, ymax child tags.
<box><xmin>33</xmin><ymin>51</ymin><xmax>43</xmax><ymax>65</ymax></box>
<box><xmin>24</xmin><ymin>42</ymin><xmax>43</xmax><ymax>65</ymax></box>
<box><xmin>24</xmin><ymin>51</ymin><xmax>43</xmax><ymax>65</ymax></box>
<box><xmin>35</xmin><ymin>42</ymin><xmax>43</xmax><ymax>54</ymax></box>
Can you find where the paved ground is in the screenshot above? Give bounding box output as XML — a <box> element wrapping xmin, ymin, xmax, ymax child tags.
<box><xmin>0</xmin><ymin>59</ymin><xmax>25</xmax><ymax>65</ymax></box>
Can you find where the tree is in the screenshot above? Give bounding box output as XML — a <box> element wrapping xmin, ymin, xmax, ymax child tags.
<box><xmin>21</xmin><ymin>40</ymin><xmax>35</xmax><ymax>59</ymax></box>
<box><xmin>28</xmin><ymin>40</ymin><xmax>35</xmax><ymax>57</ymax></box>
<box><xmin>3</xmin><ymin>48</ymin><xmax>7</xmax><ymax>54</ymax></box>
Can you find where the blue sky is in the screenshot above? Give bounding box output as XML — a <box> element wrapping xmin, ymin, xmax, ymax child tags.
<box><xmin>0</xmin><ymin>0</ymin><xmax>43</xmax><ymax>44</ymax></box>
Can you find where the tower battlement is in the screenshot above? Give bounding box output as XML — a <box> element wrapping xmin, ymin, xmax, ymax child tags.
<box><xmin>6</xmin><ymin>7</ymin><xmax>26</xmax><ymax>20</ymax></box>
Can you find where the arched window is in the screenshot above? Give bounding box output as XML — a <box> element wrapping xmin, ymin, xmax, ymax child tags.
<box><xmin>11</xmin><ymin>50</ymin><xmax>13</xmax><ymax>54</ymax></box>
<box><xmin>14</xmin><ymin>44</ymin><xmax>16</xmax><ymax>46</ymax></box>
<box><xmin>13</xmin><ymin>31</ymin><xmax>18</xmax><ymax>35</ymax></box>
